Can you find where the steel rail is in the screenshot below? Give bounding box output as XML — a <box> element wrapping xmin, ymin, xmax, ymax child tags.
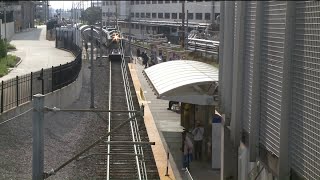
<box><xmin>120</xmin><ymin>36</ymin><xmax>149</xmax><ymax>180</ymax></box>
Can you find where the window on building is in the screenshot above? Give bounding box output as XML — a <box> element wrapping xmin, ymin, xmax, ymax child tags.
<box><xmin>135</xmin><ymin>13</ymin><xmax>140</xmax><ymax>18</ymax></box>
<box><xmin>171</xmin><ymin>13</ymin><xmax>177</xmax><ymax>19</ymax></box>
<box><xmin>172</xmin><ymin>0</ymin><xmax>177</xmax><ymax>3</ymax></box>
<box><xmin>165</xmin><ymin>0</ymin><xmax>170</xmax><ymax>3</ymax></box>
<box><xmin>205</xmin><ymin>13</ymin><xmax>211</xmax><ymax>20</ymax></box>
<box><xmin>141</xmin><ymin>25</ymin><xmax>145</xmax><ymax>30</ymax></box>
<box><xmin>152</xmin><ymin>0</ymin><xmax>157</xmax><ymax>4</ymax></box>
<box><xmin>141</xmin><ymin>0</ymin><xmax>145</xmax><ymax>4</ymax></box>
<box><xmin>136</xmin><ymin>24</ymin><xmax>139</xmax><ymax>29</ymax></box>
<box><xmin>152</xmin><ymin>26</ymin><xmax>157</xmax><ymax>31</ymax></box>
<box><xmin>146</xmin><ymin>13</ymin><xmax>151</xmax><ymax>18</ymax></box>
<box><xmin>131</xmin><ymin>1</ymin><xmax>134</xmax><ymax>5</ymax></box>
<box><xmin>131</xmin><ymin>13</ymin><xmax>134</xmax><ymax>17</ymax></box>
<box><xmin>102</xmin><ymin>1</ymin><xmax>105</xmax><ymax>6</ymax></box>
<box><xmin>106</xmin><ymin>1</ymin><xmax>109</xmax><ymax>5</ymax></box>
<box><xmin>147</xmin><ymin>1</ymin><xmax>151</xmax><ymax>4</ymax></box>
<box><xmin>141</xmin><ymin>13</ymin><xmax>145</xmax><ymax>18</ymax></box>
<box><xmin>158</xmin><ymin>0</ymin><xmax>163</xmax><ymax>4</ymax></box>
<box><xmin>179</xmin><ymin>13</ymin><xmax>183</xmax><ymax>19</ymax></box>
<box><xmin>146</xmin><ymin>26</ymin><xmax>150</xmax><ymax>31</ymax></box>
<box><xmin>131</xmin><ymin>23</ymin><xmax>135</xmax><ymax>28</ymax></box>
<box><xmin>152</xmin><ymin>13</ymin><xmax>157</xmax><ymax>18</ymax></box>
<box><xmin>187</xmin><ymin>13</ymin><xmax>193</xmax><ymax>20</ymax></box>
<box><xmin>158</xmin><ymin>13</ymin><xmax>163</xmax><ymax>18</ymax></box>
<box><xmin>103</xmin><ymin>12</ymin><xmax>106</xmax><ymax>17</ymax></box>
<box><xmin>165</xmin><ymin>13</ymin><xmax>170</xmax><ymax>19</ymax></box>
<box><xmin>136</xmin><ymin>0</ymin><xmax>140</xmax><ymax>5</ymax></box>
<box><xmin>196</xmin><ymin>13</ymin><xmax>202</xmax><ymax>20</ymax></box>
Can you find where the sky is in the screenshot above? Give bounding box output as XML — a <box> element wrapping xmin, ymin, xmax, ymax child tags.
<box><xmin>49</xmin><ymin>1</ymin><xmax>91</xmax><ymax>10</ymax></box>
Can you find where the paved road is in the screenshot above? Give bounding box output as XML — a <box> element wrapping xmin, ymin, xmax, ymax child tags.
<box><xmin>1</xmin><ymin>25</ymin><xmax>74</xmax><ymax>81</ymax></box>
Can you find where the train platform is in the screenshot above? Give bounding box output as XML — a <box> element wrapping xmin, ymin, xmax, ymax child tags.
<box><xmin>128</xmin><ymin>58</ymin><xmax>220</xmax><ymax>180</ymax></box>
<box><xmin>1</xmin><ymin>25</ymin><xmax>74</xmax><ymax>81</ymax></box>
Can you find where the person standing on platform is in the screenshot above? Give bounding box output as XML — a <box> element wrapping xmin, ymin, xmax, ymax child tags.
<box><xmin>181</xmin><ymin>130</ymin><xmax>193</xmax><ymax>170</ymax></box>
<box><xmin>192</xmin><ymin>120</ymin><xmax>204</xmax><ymax>160</ymax></box>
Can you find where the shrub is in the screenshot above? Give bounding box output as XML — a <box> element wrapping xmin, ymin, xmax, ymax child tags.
<box><xmin>0</xmin><ymin>39</ymin><xmax>7</xmax><ymax>58</ymax></box>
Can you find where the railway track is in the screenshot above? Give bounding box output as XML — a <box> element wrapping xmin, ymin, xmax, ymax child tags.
<box><xmin>94</xmin><ymin>49</ymin><xmax>159</xmax><ymax>179</ymax></box>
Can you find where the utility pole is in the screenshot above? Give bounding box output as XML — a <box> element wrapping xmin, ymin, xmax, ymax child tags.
<box><xmin>128</xmin><ymin>2</ymin><xmax>132</xmax><ymax>58</ymax></box>
<box><xmin>99</xmin><ymin>4</ymin><xmax>103</xmax><ymax>65</ymax></box>
<box><xmin>181</xmin><ymin>1</ymin><xmax>185</xmax><ymax>49</ymax></box>
<box><xmin>4</xmin><ymin>4</ymin><xmax>6</xmax><ymax>40</ymax></box>
<box><xmin>90</xmin><ymin>25</ymin><xmax>95</xmax><ymax>108</ymax></box>
<box><xmin>186</xmin><ymin>10</ymin><xmax>189</xmax><ymax>50</ymax></box>
<box><xmin>107</xmin><ymin>8</ymin><xmax>110</xmax><ymax>27</ymax></box>
<box><xmin>32</xmin><ymin>94</ymin><xmax>45</xmax><ymax>180</ymax></box>
<box><xmin>116</xmin><ymin>2</ymin><xmax>119</xmax><ymax>28</ymax></box>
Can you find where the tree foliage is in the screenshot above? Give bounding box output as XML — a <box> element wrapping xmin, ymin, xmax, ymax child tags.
<box><xmin>81</xmin><ymin>7</ymin><xmax>101</xmax><ymax>25</ymax></box>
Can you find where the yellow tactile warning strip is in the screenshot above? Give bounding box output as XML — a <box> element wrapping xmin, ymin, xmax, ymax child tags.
<box><xmin>128</xmin><ymin>63</ymin><xmax>176</xmax><ymax>180</ymax></box>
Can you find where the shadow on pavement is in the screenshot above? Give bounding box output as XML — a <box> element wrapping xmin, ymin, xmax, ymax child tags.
<box><xmin>11</xmin><ymin>28</ymin><xmax>42</xmax><ymax>41</ymax></box>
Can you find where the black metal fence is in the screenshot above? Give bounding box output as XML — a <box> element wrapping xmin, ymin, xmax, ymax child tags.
<box><xmin>0</xmin><ymin>28</ymin><xmax>82</xmax><ymax>113</ymax></box>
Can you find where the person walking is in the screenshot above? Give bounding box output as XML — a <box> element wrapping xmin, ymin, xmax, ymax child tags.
<box><xmin>192</xmin><ymin>121</ymin><xmax>204</xmax><ymax>160</ymax></box>
<box><xmin>137</xmin><ymin>48</ymin><xmax>141</xmax><ymax>57</ymax></box>
<box><xmin>181</xmin><ymin>130</ymin><xmax>193</xmax><ymax>170</ymax></box>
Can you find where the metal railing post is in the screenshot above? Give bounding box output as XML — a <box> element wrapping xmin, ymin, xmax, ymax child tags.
<box><xmin>41</xmin><ymin>68</ymin><xmax>44</xmax><ymax>94</ymax></box>
<box><xmin>30</xmin><ymin>72</ymin><xmax>33</xmax><ymax>100</ymax></box>
<box><xmin>51</xmin><ymin>66</ymin><xmax>54</xmax><ymax>92</ymax></box>
<box><xmin>1</xmin><ymin>81</ymin><xmax>3</xmax><ymax>113</ymax></box>
<box><xmin>16</xmin><ymin>76</ymin><xmax>19</xmax><ymax>107</ymax></box>
<box><xmin>165</xmin><ymin>151</ymin><xmax>169</xmax><ymax>176</ymax></box>
<box><xmin>32</xmin><ymin>94</ymin><xmax>45</xmax><ymax>180</ymax></box>
<box><xmin>59</xmin><ymin>64</ymin><xmax>62</xmax><ymax>89</ymax></box>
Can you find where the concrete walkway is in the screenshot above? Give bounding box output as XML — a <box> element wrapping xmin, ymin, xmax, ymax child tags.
<box><xmin>1</xmin><ymin>25</ymin><xmax>74</xmax><ymax>81</ymax></box>
<box><xmin>129</xmin><ymin>58</ymin><xmax>220</xmax><ymax>180</ymax></box>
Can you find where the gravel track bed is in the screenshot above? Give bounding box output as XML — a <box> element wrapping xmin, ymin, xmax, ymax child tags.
<box><xmin>0</xmin><ymin>58</ymin><xmax>110</xmax><ymax>180</ymax></box>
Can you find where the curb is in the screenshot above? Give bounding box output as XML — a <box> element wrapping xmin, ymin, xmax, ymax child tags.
<box><xmin>14</xmin><ymin>58</ymin><xmax>22</xmax><ymax>68</ymax></box>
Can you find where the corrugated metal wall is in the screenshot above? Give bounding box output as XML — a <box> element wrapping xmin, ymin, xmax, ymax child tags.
<box><xmin>242</xmin><ymin>1</ymin><xmax>256</xmax><ymax>134</ymax></box>
<box><xmin>259</xmin><ymin>1</ymin><xmax>287</xmax><ymax>157</ymax></box>
<box><xmin>290</xmin><ymin>1</ymin><xmax>320</xmax><ymax>179</ymax></box>
<box><xmin>225</xmin><ymin>1</ymin><xmax>320</xmax><ymax>179</ymax></box>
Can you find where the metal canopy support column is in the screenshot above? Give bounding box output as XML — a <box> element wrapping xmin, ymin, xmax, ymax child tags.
<box><xmin>230</xmin><ymin>1</ymin><xmax>246</xmax><ymax>147</ymax></box>
<box><xmin>220</xmin><ymin>2</ymin><xmax>238</xmax><ymax>180</ymax></box>
<box><xmin>249</xmin><ymin>1</ymin><xmax>263</xmax><ymax>162</ymax></box>
<box><xmin>278</xmin><ymin>2</ymin><xmax>296</xmax><ymax>179</ymax></box>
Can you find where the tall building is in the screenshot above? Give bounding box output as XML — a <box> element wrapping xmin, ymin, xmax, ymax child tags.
<box><xmin>219</xmin><ymin>1</ymin><xmax>320</xmax><ymax>180</ymax></box>
<box><xmin>101</xmin><ymin>0</ymin><xmax>220</xmax><ymax>43</ymax></box>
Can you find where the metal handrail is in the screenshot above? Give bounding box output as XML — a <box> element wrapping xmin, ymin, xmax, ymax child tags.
<box><xmin>119</xmin><ymin>26</ymin><xmax>148</xmax><ymax>179</ymax></box>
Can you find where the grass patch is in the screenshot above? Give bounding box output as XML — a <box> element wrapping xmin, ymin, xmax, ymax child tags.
<box><xmin>187</xmin><ymin>51</ymin><xmax>219</xmax><ymax>68</ymax></box>
<box><xmin>0</xmin><ymin>55</ymin><xmax>19</xmax><ymax>77</ymax></box>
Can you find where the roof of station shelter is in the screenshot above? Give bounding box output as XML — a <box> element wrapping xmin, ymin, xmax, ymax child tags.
<box><xmin>142</xmin><ymin>60</ymin><xmax>219</xmax><ymax>106</ymax></box>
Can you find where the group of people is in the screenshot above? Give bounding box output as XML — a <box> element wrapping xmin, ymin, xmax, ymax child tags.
<box><xmin>137</xmin><ymin>48</ymin><xmax>158</xmax><ymax>68</ymax></box>
<box><xmin>182</xmin><ymin>120</ymin><xmax>205</xmax><ymax>170</ymax></box>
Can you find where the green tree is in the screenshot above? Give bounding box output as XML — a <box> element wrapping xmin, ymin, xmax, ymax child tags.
<box><xmin>0</xmin><ymin>39</ymin><xmax>7</xmax><ymax>58</ymax></box>
<box><xmin>80</xmin><ymin>7</ymin><xmax>101</xmax><ymax>25</ymax></box>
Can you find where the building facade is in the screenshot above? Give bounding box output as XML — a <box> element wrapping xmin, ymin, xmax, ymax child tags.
<box><xmin>219</xmin><ymin>1</ymin><xmax>320</xmax><ymax>180</ymax></box>
<box><xmin>101</xmin><ymin>0</ymin><xmax>220</xmax><ymax>43</ymax></box>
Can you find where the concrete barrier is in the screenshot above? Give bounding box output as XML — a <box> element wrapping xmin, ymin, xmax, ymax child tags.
<box><xmin>0</xmin><ymin>66</ymin><xmax>83</xmax><ymax>122</ymax></box>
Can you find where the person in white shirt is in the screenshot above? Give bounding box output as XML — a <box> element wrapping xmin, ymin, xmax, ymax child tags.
<box><xmin>192</xmin><ymin>120</ymin><xmax>204</xmax><ymax>160</ymax></box>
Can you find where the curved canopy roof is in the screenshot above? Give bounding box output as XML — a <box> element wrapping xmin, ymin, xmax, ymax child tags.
<box><xmin>143</xmin><ymin>60</ymin><xmax>219</xmax><ymax>105</ymax></box>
